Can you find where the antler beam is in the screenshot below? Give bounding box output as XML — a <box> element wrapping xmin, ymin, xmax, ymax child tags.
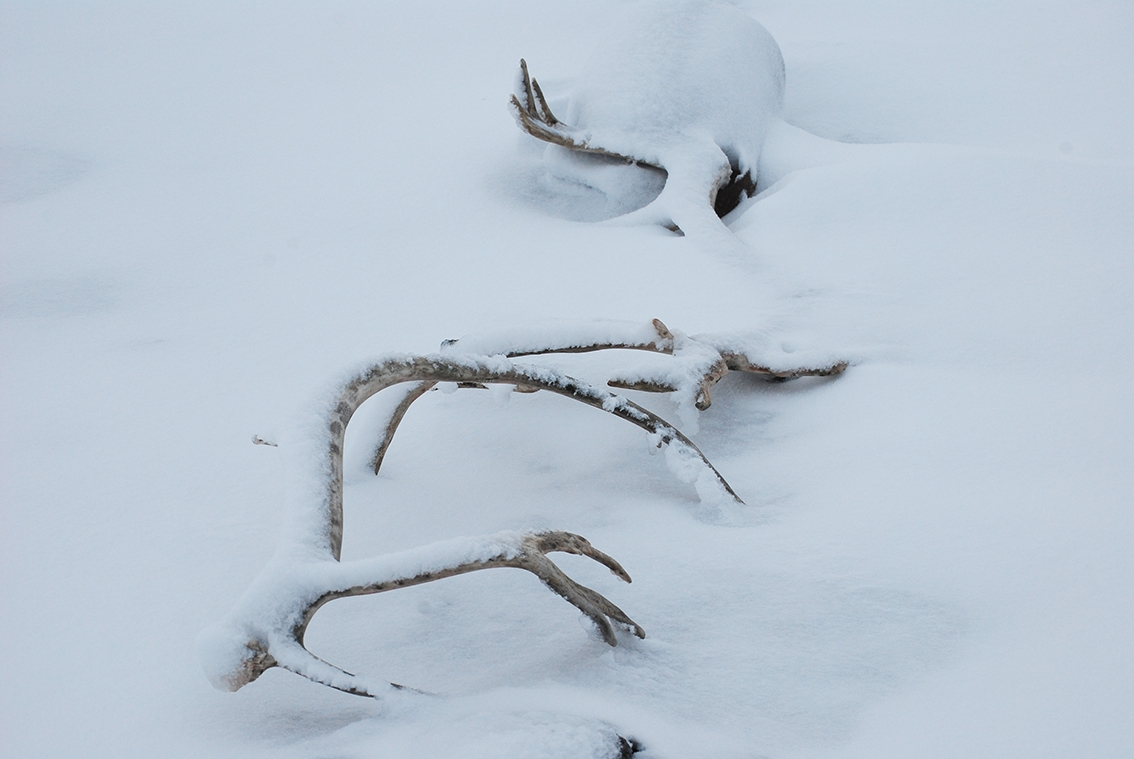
<box><xmin>199</xmin><ymin>351</ymin><xmax>741</xmax><ymax>700</ymax></box>
<box><xmin>373</xmin><ymin>320</ymin><xmax>846</xmax><ymax>466</ymax></box>
<box><xmin>202</xmin><ymin>322</ymin><xmax>847</xmax><ymax>700</ymax></box>
<box><xmin>338</xmin><ymin>354</ymin><xmax>743</xmax><ymax>555</ymax></box>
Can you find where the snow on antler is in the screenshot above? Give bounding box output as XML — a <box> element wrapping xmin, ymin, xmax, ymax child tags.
<box><xmin>369</xmin><ymin>319</ymin><xmax>846</xmax><ymax>464</ymax></box>
<box><xmin>198</xmin><ymin>350</ymin><xmax>743</xmax><ymax>699</ymax></box>
<box><xmin>511</xmin><ymin>0</ymin><xmax>786</xmax><ymax>237</ymax></box>
<box><xmin>200</xmin><ymin>322</ymin><xmax>846</xmax><ymax>699</ymax></box>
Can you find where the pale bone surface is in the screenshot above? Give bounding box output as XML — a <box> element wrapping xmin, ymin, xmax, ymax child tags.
<box><xmin>198</xmin><ymin>319</ymin><xmax>845</xmax><ymax>699</ymax></box>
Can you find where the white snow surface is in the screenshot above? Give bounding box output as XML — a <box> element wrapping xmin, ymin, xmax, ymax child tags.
<box><xmin>567</xmin><ymin>2</ymin><xmax>784</xmax><ymax>162</ymax></box>
<box><xmin>523</xmin><ymin>1</ymin><xmax>785</xmax><ymax>240</ymax></box>
<box><xmin>2</xmin><ymin>1</ymin><xmax>1133</xmax><ymax>758</ymax></box>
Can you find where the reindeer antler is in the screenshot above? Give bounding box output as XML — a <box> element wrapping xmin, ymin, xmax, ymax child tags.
<box><xmin>200</xmin><ymin>528</ymin><xmax>643</xmax><ymax>698</ymax></box>
<box><xmin>201</xmin><ymin>324</ymin><xmax>846</xmax><ymax>699</ymax></box>
<box><xmin>510</xmin><ymin>59</ymin><xmax>652</xmax><ymax>166</ymax></box>
<box><xmin>369</xmin><ymin>320</ymin><xmax>847</xmax><ymax>476</ymax></box>
<box><xmin>198</xmin><ymin>351</ymin><xmax>745</xmax><ymax>699</ymax></box>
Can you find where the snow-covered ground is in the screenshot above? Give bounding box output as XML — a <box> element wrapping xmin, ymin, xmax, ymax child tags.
<box><xmin>2</xmin><ymin>1</ymin><xmax>1132</xmax><ymax>757</ymax></box>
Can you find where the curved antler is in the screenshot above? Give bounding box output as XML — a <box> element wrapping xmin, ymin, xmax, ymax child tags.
<box><xmin>510</xmin><ymin>59</ymin><xmax>653</xmax><ymax>166</ymax></box>
<box><xmin>201</xmin><ymin>323</ymin><xmax>847</xmax><ymax>699</ymax></box>
<box><xmin>329</xmin><ymin>354</ymin><xmax>742</xmax><ymax>559</ymax></box>
<box><xmin>199</xmin><ymin>351</ymin><xmax>742</xmax><ymax>699</ymax></box>
<box><xmin>200</xmin><ymin>528</ymin><xmax>644</xmax><ymax>698</ymax></box>
<box><xmin>370</xmin><ymin>320</ymin><xmax>847</xmax><ymax>476</ymax></box>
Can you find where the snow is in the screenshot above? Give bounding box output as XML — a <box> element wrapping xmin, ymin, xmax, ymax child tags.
<box><xmin>516</xmin><ymin>1</ymin><xmax>785</xmax><ymax>239</ymax></box>
<box><xmin>3</xmin><ymin>1</ymin><xmax>1133</xmax><ymax>758</ymax></box>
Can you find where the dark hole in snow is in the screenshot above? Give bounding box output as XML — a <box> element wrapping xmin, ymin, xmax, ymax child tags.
<box><xmin>714</xmin><ymin>166</ymin><xmax>757</xmax><ymax>218</ymax></box>
<box><xmin>617</xmin><ymin>735</ymin><xmax>643</xmax><ymax>757</ymax></box>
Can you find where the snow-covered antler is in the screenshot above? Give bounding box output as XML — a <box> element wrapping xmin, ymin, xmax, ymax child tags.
<box><xmin>369</xmin><ymin>319</ymin><xmax>847</xmax><ymax>477</ymax></box>
<box><xmin>510</xmin><ymin>59</ymin><xmax>649</xmax><ymax>166</ymax></box>
<box><xmin>200</xmin><ymin>527</ymin><xmax>642</xmax><ymax>698</ymax></box>
<box><xmin>484</xmin><ymin>318</ymin><xmax>846</xmax><ymax>409</ymax></box>
<box><xmin>199</xmin><ymin>351</ymin><xmax>744</xmax><ymax>698</ymax></box>
<box><xmin>510</xmin><ymin>3</ymin><xmax>788</xmax><ymax>233</ymax></box>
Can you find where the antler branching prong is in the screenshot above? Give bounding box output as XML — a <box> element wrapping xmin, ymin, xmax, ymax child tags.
<box><xmin>518</xmin><ymin>58</ymin><xmax>536</xmax><ymax>116</ymax></box>
<box><xmin>606</xmin><ymin>379</ymin><xmax>679</xmax><ymax>394</ymax></box>
<box><xmin>204</xmin><ymin>320</ymin><xmax>847</xmax><ymax>701</ymax></box>
<box><xmin>509</xmin><ymin>59</ymin><xmax>649</xmax><ymax>165</ymax></box>
<box><xmin>370</xmin><ymin>380</ymin><xmax>435</xmax><ymax>475</ymax></box>
<box><xmin>530</xmin><ymin>77</ymin><xmax>559</xmax><ymax>125</ymax></box>
<box><xmin>722</xmin><ymin>352</ymin><xmax>849</xmax><ymax>380</ymax></box>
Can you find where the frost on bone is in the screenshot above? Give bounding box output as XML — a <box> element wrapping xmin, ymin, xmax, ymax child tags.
<box><xmin>199</xmin><ymin>348</ymin><xmax>733</xmax><ymax>699</ymax></box>
<box><xmin>202</xmin><ymin>321</ymin><xmax>844</xmax><ymax>700</ymax></box>
<box><xmin>433</xmin><ymin>318</ymin><xmax>845</xmax><ymax>437</ymax></box>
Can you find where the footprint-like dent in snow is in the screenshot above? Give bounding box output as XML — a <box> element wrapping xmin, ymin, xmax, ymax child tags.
<box><xmin>0</xmin><ymin>145</ymin><xmax>90</xmax><ymax>204</ymax></box>
<box><xmin>501</xmin><ymin>143</ymin><xmax>667</xmax><ymax>224</ymax></box>
<box><xmin>0</xmin><ymin>275</ymin><xmax>118</xmax><ymax>319</ymax></box>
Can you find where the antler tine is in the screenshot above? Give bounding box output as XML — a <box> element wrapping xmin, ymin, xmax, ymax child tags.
<box><xmin>530</xmin><ymin>77</ymin><xmax>559</xmax><ymax>125</ymax></box>
<box><xmin>370</xmin><ymin>380</ymin><xmax>436</xmax><ymax>475</ymax></box>
<box><xmin>517</xmin><ymin>58</ymin><xmax>559</xmax><ymax>125</ymax></box>
<box><xmin>357</xmin><ymin>356</ymin><xmax>742</xmax><ymax>512</ymax></box>
<box><xmin>372</xmin><ymin>322</ymin><xmax>682</xmax><ymax>480</ymax></box>
<box><xmin>201</xmin><ymin>527</ymin><xmax>648</xmax><ymax>697</ymax></box>
<box><xmin>510</xmin><ymin>59</ymin><xmax>649</xmax><ymax>166</ymax></box>
<box><xmin>722</xmin><ymin>352</ymin><xmax>849</xmax><ymax>380</ymax></box>
<box><xmin>443</xmin><ymin>319</ymin><xmax>676</xmax><ymax>360</ymax></box>
<box><xmin>502</xmin><ymin>338</ymin><xmax>674</xmax><ymax>357</ymax></box>
<box><xmin>509</xmin><ymin>94</ymin><xmax>588</xmax><ymax>151</ymax></box>
<box><xmin>507</xmin><ymin>533</ymin><xmax>645</xmax><ymax>644</ymax></box>
<box><xmin>606</xmin><ymin>379</ymin><xmax>678</xmax><ymax>395</ymax></box>
<box><xmin>605</xmin><ymin>358</ymin><xmax>728</xmax><ymax>410</ymax></box>
<box><xmin>517</xmin><ymin>58</ymin><xmax>537</xmax><ymax>117</ymax></box>
<box><xmin>693</xmin><ymin>357</ymin><xmax>731</xmax><ymax>411</ymax></box>
<box><xmin>268</xmin><ymin>641</ymin><xmax>400</xmax><ymax>699</ymax></box>
<box><xmin>682</xmin><ymin>353</ymin><xmax>847</xmax><ymax>411</ymax></box>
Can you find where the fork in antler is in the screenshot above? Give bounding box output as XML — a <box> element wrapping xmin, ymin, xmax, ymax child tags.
<box><xmin>369</xmin><ymin>319</ymin><xmax>846</xmax><ymax>475</ymax></box>
<box><xmin>198</xmin><ymin>351</ymin><xmax>731</xmax><ymax>697</ymax></box>
<box><xmin>199</xmin><ymin>320</ymin><xmax>845</xmax><ymax>698</ymax></box>
<box><xmin>510</xmin><ymin>59</ymin><xmax>641</xmax><ymax>165</ymax></box>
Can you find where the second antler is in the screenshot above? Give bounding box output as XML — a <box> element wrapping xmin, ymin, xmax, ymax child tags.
<box><xmin>509</xmin><ymin>58</ymin><xmax>645</xmax><ymax>165</ymax></box>
<box><xmin>369</xmin><ymin>319</ymin><xmax>846</xmax><ymax>477</ymax></box>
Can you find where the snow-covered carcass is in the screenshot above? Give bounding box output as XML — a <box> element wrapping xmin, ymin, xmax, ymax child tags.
<box><xmin>511</xmin><ymin>0</ymin><xmax>786</xmax><ymax>237</ymax></box>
